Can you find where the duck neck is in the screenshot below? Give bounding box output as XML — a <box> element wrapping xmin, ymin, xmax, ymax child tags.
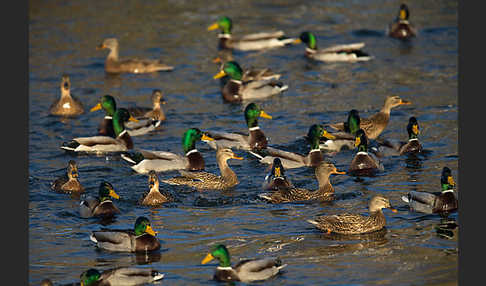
<box><xmin>317</xmin><ymin>173</ymin><xmax>333</xmax><ymax>194</ymax></box>
<box><xmin>107</xmin><ymin>46</ymin><xmax>119</xmax><ymax>61</ymax></box>
<box><xmin>112</xmin><ymin>119</ymin><xmax>125</xmax><ymax>137</ymax></box>
<box><xmin>380</xmin><ymin>102</ymin><xmax>393</xmax><ymax>115</ymax></box>
<box><xmin>218</xmin><ymin>158</ymin><xmax>237</xmax><ymax>184</ymax></box>
<box><xmin>61</xmin><ymin>87</ymin><xmax>70</xmax><ymax>98</ymax></box>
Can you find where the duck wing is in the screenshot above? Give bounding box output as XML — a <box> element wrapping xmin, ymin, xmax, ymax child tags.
<box><xmin>205</xmin><ymin>130</ymin><xmax>250</xmax><ymax>150</ymax></box>
<box><xmin>238</xmin><ymin>31</ymin><xmax>285</xmax><ymax>41</ymax></box>
<box><xmin>234</xmin><ymin>258</ymin><xmax>286</xmax><ymax>282</ymax></box>
<box><xmin>101</xmin><ymin>267</ymin><xmax>164</xmax><ymax>285</ymax></box>
<box><xmin>254</xmin><ymin>146</ymin><xmax>306</xmax><ymax>169</ymax></box>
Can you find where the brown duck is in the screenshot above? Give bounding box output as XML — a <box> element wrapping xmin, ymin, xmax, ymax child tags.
<box><xmin>49</xmin><ymin>74</ymin><xmax>84</xmax><ymax>116</ymax></box>
<box><xmin>127</xmin><ymin>89</ymin><xmax>166</xmax><ymax>121</ymax></box>
<box><xmin>140</xmin><ymin>171</ymin><xmax>172</xmax><ymax>206</ymax></box>
<box><xmin>51</xmin><ymin>160</ymin><xmax>84</xmax><ymax>193</ymax></box>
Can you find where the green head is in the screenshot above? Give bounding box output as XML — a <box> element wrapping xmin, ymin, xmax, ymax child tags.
<box><xmin>112</xmin><ymin>108</ymin><xmax>137</xmax><ymax>136</ymax></box>
<box><xmin>213</xmin><ymin>61</ymin><xmax>243</xmax><ymax>81</ymax></box>
<box><xmin>208</xmin><ymin>16</ymin><xmax>232</xmax><ymax>34</ymax></box>
<box><xmin>201</xmin><ymin>244</ymin><xmax>231</xmax><ymax>267</ymax></box>
<box><xmin>134</xmin><ymin>216</ymin><xmax>157</xmax><ymax>236</ymax></box>
<box><xmin>98</xmin><ymin>181</ymin><xmax>119</xmax><ymax>201</ymax></box>
<box><xmin>354</xmin><ymin>129</ymin><xmax>368</xmax><ymax>152</ymax></box>
<box><xmin>307</xmin><ymin>124</ymin><xmax>328</xmax><ymax>150</ymax></box>
<box><xmin>90</xmin><ymin>95</ymin><xmax>117</xmax><ymax>116</ymax></box>
<box><xmin>407</xmin><ymin>116</ymin><xmax>419</xmax><ymax>139</ymax></box>
<box><xmin>441</xmin><ymin>167</ymin><xmax>455</xmax><ymax>191</ymax></box>
<box><xmin>80</xmin><ymin>269</ymin><xmax>101</xmax><ymax>286</ymax></box>
<box><xmin>244</xmin><ymin>103</ymin><xmax>272</xmax><ymax>128</ymax></box>
<box><xmin>182</xmin><ymin>128</ymin><xmax>214</xmax><ymax>154</ymax></box>
<box><xmin>346</xmin><ymin>109</ymin><xmax>361</xmax><ymax>135</ymax></box>
<box><xmin>298</xmin><ymin>31</ymin><xmax>317</xmax><ymax>50</ymax></box>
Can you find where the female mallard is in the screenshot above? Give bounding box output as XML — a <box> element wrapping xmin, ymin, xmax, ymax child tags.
<box><xmin>261</xmin><ymin>158</ymin><xmax>294</xmax><ymax>192</ymax></box>
<box><xmin>201</xmin><ymin>244</ymin><xmax>286</xmax><ymax>283</ymax></box>
<box><xmin>90</xmin><ymin>95</ymin><xmax>161</xmax><ymax>137</ymax></box>
<box><xmin>260</xmin><ymin>161</ymin><xmax>345</xmax><ymax>203</ymax></box>
<box><xmin>51</xmin><ymin>160</ymin><xmax>84</xmax><ymax>193</ymax></box>
<box><xmin>49</xmin><ymin>74</ymin><xmax>84</xmax><ymax>116</ymax></box>
<box><xmin>140</xmin><ymin>170</ymin><xmax>172</xmax><ymax>206</ymax></box>
<box><xmin>206</xmin><ymin>102</ymin><xmax>272</xmax><ymax>151</ymax></box>
<box><xmin>208</xmin><ymin>16</ymin><xmax>296</xmax><ymax>51</ymax></box>
<box><xmin>90</xmin><ymin>216</ymin><xmax>160</xmax><ymax>253</ymax></box>
<box><xmin>402</xmin><ymin>167</ymin><xmax>458</xmax><ymax>215</ymax></box>
<box><xmin>61</xmin><ymin>108</ymin><xmax>137</xmax><ymax>154</ymax></box>
<box><xmin>319</xmin><ymin>109</ymin><xmax>359</xmax><ymax>152</ymax></box>
<box><xmin>328</xmin><ymin>96</ymin><xmax>412</xmax><ymax>140</ymax></box>
<box><xmin>127</xmin><ymin>89</ymin><xmax>166</xmax><ymax>122</ymax></box>
<box><xmin>388</xmin><ymin>4</ymin><xmax>417</xmax><ymax>40</ymax></box>
<box><xmin>378</xmin><ymin>116</ymin><xmax>423</xmax><ymax>155</ymax></box>
<box><xmin>349</xmin><ymin>129</ymin><xmax>384</xmax><ymax>174</ymax></box>
<box><xmin>121</xmin><ymin>128</ymin><xmax>214</xmax><ymax>174</ymax></box>
<box><xmin>294</xmin><ymin>32</ymin><xmax>372</xmax><ymax>62</ymax></box>
<box><xmin>162</xmin><ymin>148</ymin><xmax>242</xmax><ymax>190</ymax></box>
<box><xmin>79</xmin><ymin>182</ymin><xmax>120</xmax><ymax>218</ymax></box>
<box><xmin>253</xmin><ymin>124</ymin><xmax>336</xmax><ymax>169</ymax></box>
<box><xmin>213</xmin><ymin>61</ymin><xmax>288</xmax><ymax>103</ymax></box>
<box><xmin>97</xmin><ymin>38</ymin><xmax>174</xmax><ymax>74</ymax></box>
<box><xmin>308</xmin><ymin>195</ymin><xmax>397</xmax><ymax>234</ymax></box>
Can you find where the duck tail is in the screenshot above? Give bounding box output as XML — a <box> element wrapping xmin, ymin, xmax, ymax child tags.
<box><xmin>61</xmin><ymin>140</ymin><xmax>80</xmax><ymax>151</ymax></box>
<box><xmin>258</xmin><ymin>193</ymin><xmax>272</xmax><ymax>201</ymax></box>
<box><xmin>277</xmin><ymin>263</ymin><xmax>288</xmax><ymax>270</ymax></box>
<box><xmin>307</xmin><ymin>219</ymin><xmax>319</xmax><ymax>226</ymax></box>
<box><xmin>89</xmin><ymin>233</ymin><xmax>98</xmax><ymax>243</ymax></box>
<box><xmin>151</xmin><ymin>271</ymin><xmax>165</xmax><ymax>281</ymax></box>
<box><xmin>121</xmin><ymin>151</ymin><xmax>144</xmax><ymax>165</ymax></box>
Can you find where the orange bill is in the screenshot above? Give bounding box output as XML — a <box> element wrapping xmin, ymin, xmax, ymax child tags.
<box><xmin>128</xmin><ymin>115</ymin><xmax>139</xmax><ymax>122</ymax></box>
<box><xmin>259</xmin><ymin>110</ymin><xmax>272</xmax><ymax>119</ymax></box>
<box><xmin>213</xmin><ymin>70</ymin><xmax>226</xmax><ymax>79</ymax></box>
<box><xmin>201</xmin><ymin>253</ymin><xmax>214</xmax><ymax>264</ymax></box>
<box><xmin>109</xmin><ymin>188</ymin><xmax>120</xmax><ymax>199</ymax></box>
<box><xmin>201</xmin><ymin>134</ymin><xmax>214</xmax><ymax>141</ymax></box>
<box><xmin>207</xmin><ymin>23</ymin><xmax>219</xmax><ymax>31</ymax></box>
<box><xmin>322</xmin><ymin>130</ymin><xmax>336</xmax><ymax>140</ymax></box>
<box><xmin>90</xmin><ymin>103</ymin><xmax>102</xmax><ymax>112</ymax></box>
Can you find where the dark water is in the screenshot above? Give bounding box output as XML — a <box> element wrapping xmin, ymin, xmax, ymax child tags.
<box><xmin>29</xmin><ymin>0</ymin><xmax>458</xmax><ymax>285</ymax></box>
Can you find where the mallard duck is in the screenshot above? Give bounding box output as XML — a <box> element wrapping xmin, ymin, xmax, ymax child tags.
<box><xmin>402</xmin><ymin>167</ymin><xmax>458</xmax><ymax>215</ymax></box>
<box><xmin>252</xmin><ymin>124</ymin><xmax>336</xmax><ymax>169</ymax></box>
<box><xmin>49</xmin><ymin>74</ymin><xmax>84</xmax><ymax>116</ymax></box>
<box><xmin>55</xmin><ymin>267</ymin><xmax>163</xmax><ymax>286</ymax></box>
<box><xmin>319</xmin><ymin>109</ymin><xmax>359</xmax><ymax>152</ymax></box>
<box><xmin>308</xmin><ymin>195</ymin><xmax>397</xmax><ymax>234</ymax></box>
<box><xmin>97</xmin><ymin>38</ymin><xmax>173</xmax><ymax>74</ymax></box>
<box><xmin>213</xmin><ymin>56</ymin><xmax>281</xmax><ymax>83</ymax></box>
<box><xmin>90</xmin><ymin>216</ymin><xmax>160</xmax><ymax>253</ymax></box>
<box><xmin>377</xmin><ymin>116</ymin><xmax>423</xmax><ymax>156</ymax></box>
<box><xmin>121</xmin><ymin>128</ymin><xmax>214</xmax><ymax>174</ymax></box>
<box><xmin>349</xmin><ymin>129</ymin><xmax>384</xmax><ymax>174</ymax></box>
<box><xmin>294</xmin><ymin>32</ymin><xmax>372</xmax><ymax>62</ymax></box>
<box><xmin>201</xmin><ymin>244</ymin><xmax>286</xmax><ymax>283</ymax></box>
<box><xmin>51</xmin><ymin>160</ymin><xmax>84</xmax><ymax>193</ymax></box>
<box><xmin>206</xmin><ymin>102</ymin><xmax>272</xmax><ymax>151</ymax></box>
<box><xmin>260</xmin><ymin>161</ymin><xmax>345</xmax><ymax>203</ymax></box>
<box><xmin>261</xmin><ymin>158</ymin><xmax>294</xmax><ymax>191</ymax></box>
<box><xmin>162</xmin><ymin>148</ymin><xmax>242</xmax><ymax>190</ymax></box>
<box><xmin>127</xmin><ymin>89</ymin><xmax>166</xmax><ymax>121</ymax></box>
<box><xmin>327</xmin><ymin>96</ymin><xmax>412</xmax><ymax>140</ymax></box>
<box><xmin>90</xmin><ymin>95</ymin><xmax>161</xmax><ymax>138</ymax></box>
<box><xmin>61</xmin><ymin>108</ymin><xmax>137</xmax><ymax>154</ymax></box>
<box><xmin>79</xmin><ymin>182</ymin><xmax>120</xmax><ymax>218</ymax></box>
<box><xmin>208</xmin><ymin>16</ymin><xmax>296</xmax><ymax>51</ymax></box>
<box><xmin>388</xmin><ymin>4</ymin><xmax>417</xmax><ymax>40</ymax></box>
<box><xmin>213</xmin><ymin>61</ymin><xmax>288</xmax><ymax>103</ymax></box>
<box><xmin>140</xmin><ymin>170</ymin><xmax>172</xmax><ymax>206</ymax></box>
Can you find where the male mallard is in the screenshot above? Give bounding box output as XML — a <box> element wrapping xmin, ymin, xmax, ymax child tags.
<box><xmin>79</xmin><ymin>182</ymin><xmax>120</xmax><ymax>218</ymax></box>
<box><xmin>121</xmin><ymin>128</ymin><xmax>214</xmax><ymax>174</ymax></box>
<box><xmin>260</xmin><ymin>161</ymin><xmax>345</xmax><ymax>203</ymax></box>
<box><xmin>349</xmin><ymin>129</ymin><xmax>384</xmax><ymax>174</ymax></box>
<box><xmin>213</xmin><ymin>61</ymin><xmax>288</xmax><ymax>103</ymax></box>
<box><xmin>201</xmin><ymin>244</ymin><xmax>287</xmax><ymax>283</ymax></box>
<box><xmin>213</xmin><ymin>56</ymin><xmax>281</xmax><ymax>83</ymax></box>
<box><xmin>294</xmin><ymin>32</ymin><xmax>372</xmax><ymax>62</ymax></box>
<box><xmin>206</xmin><ymin>102</ymin><xmax>272</xmax><ymax>151</ymax></box>
<box><xmin>90</xmin><ymin>216</ymin><xmax>160</xmax><ymax>253</ymax></box>
<box><xmin>327</xmin><ymin>95</ymin><xmax>412</xmax><ymax>140</ymax></box>
<box><xmin>97</xmin><ymin>38</ymin><xmax>173</xmax><ymax>74</ymax></box>
<box><xmin>140</xmin><ymin>170</ymin><xmax>172</xmax><ymax>206</ymax></box>
<box><xmin>90</xmin><ymin>95</ymin><xmax>161</xmax><ymax>138</ymax></box>
<box><xmin>402</xmin><ymin>167</ymin><xmax>458</xmax><ymax>215</ymax></box>
<box><xmin>253</xmin><ymin>124</ymin><xmax>336</xmax><ymax>169</ymax></box>
<box><xmin>51</xmin><ymin>160</ymin><xmax>84</xmax><ymax>193</ymax></box>
<box><xmin>319</xmin><ymin>109</ymin><xmax>359</xmax><ymax>152</ymax></box>
<box><xmin>261</xmin><ymin>158</ymin><xmax>294</xmax><ymax>191</ymax></box>
<box><xmin>378</xmin><ymin>116</ymin><xmax>423</xmax><ymax>155</ymax></box>
<box><xmin>61</xmin><ymin>108</ymin><xmax>137</xmax><ymax>154</ymax></box>
<box><xmin>208</xmin><ymin>16</ymin><xmax>296</xmax><ymax>51</ymax></box>
<box><xmin>388</xmin><ymin>4</ymin><xmax>417</xmax><ymax>40</ymax></box>
<box><xmin>49</xmin><ymin>74</ymin><xmax>84</xmax><ymax>116</ymax></box>
<box><xmin>127</xmin><ymin>89</ymin><xmax>166</xmax><ymax>121</ymax></box>
<box><xmin>162</xmin><ymin>148</ymin><xmax>242</xmax><ymax>190</ymax></box>
<box><xmin>308</xmin><ymin>195</ymin><xmax>397</xmax><ymax>234</ymax></box>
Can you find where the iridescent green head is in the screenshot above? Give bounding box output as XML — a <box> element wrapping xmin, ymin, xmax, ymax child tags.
<box><xmin>298</xmin><ymin>31</ymin><xmax>317</xmax><ymax>50</ymax></box>
<box><xmin>441</xmin><ymin>167</ymin><xmax>455</xmax><ymax>191</ymax></box>
<box><xmin>134</xmin><ymin>216</ymin><xmax>157</xmax><ymax>236</ymax></box>
<box><xmin>201</xmin><ymin>244</ymin><xmax>231</xmax><ymax>267</ymax></box>
<box><xmin>80</xmin><ymin>269</ymin><xmax>101</xmax><ymax>286</ymax></box>
<box><xmin>244</xmin><ymin>102</ymin><xmax>272</xmax><ymax>128</ymax></box>
<box><xmin>98</xmin><ymin>181</ymin><xmax>119</xmax><ymax>201</ymax></box>
<box><xmin>90</xmin><ymin>95</ymin><xmax>117</xmax><ymax>116</ymax></box>
<box><xmin>307</xmin><ymin>124</ymin><xmax>329</xmax><ymax>150</ymax></box>
<box><xmin>213</xmin><ymin>61</ymin><xmax>243</xmax><ymax>81</ymax></box>
<box><xmin>345</xmin><ymin>109</ymin><xmax>361</xmax><ymax>135</ymax></box>
<box><xmin>208</xmin><ymin>16</ymin><xmax>233</xmax><ymax>34</ymax></box>
<box><xmin>112</xmin><ymin>108</ymin><xmax>137</xmax><ymax>136</ymax></box>
<box><xmin>407</xmin><ymin>117</ymin><xmax>419</xmax><ymax>139</ymax></box>
<box><xmin>182</xmin><ymin>128</ymin><xmax>214</xmax><ymax>154</ymax></box>
<box><xmin>354</xmin><ymin>129</ymin><xmax>368</xmax><ymax>152</ymax></box>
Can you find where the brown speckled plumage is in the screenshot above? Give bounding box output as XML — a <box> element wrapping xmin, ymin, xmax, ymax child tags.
<box><xmin>51</xmin><ymin>160</ymin><xmax>84</xmax><ymax>193</ymax></box>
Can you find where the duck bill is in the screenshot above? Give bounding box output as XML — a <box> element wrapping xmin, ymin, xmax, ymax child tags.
<box><xmin>333</xmin><ymin>170</ymin><xmax>346</xmax><ymax>175</ymax></box>
<box><xmin>400</xmin><ymin>99</ymin><xmax>411</xmax><ymax>105</ymax></box>
<box><xmin>201</xmin><ymin>134</ymin><xmax>214</xmax><ymax>141</ymax></box>
<box><xmin>322</xmin><ymin>130</ymin><xmax>336</xmax><ymax>140</ymax></box>
<box><xmin>90</xmin><ymin>103</ymin><xmax>102</xmax><ymax>112</ymax></box>
<box><xmin>213</xmin><ymin>70</ymin><xmax>227</xmax><ymax>79</ymax></box>
<box><xmin>207</xmin><ymin>23</ymin><xmax>219</xmax><ymax>31</ymax></box>
<box><xmin>259</xmin><ymin>110</ymin><xmax>272</xmax><ymax>119</ymax></box>
<box><xmin>292</xmin><ymin>38</ymin><xmax>302</xmax><ymax>44</ymax></box>
<box><xmin>109</xmin><ymin>188</ymin><xmax>120</xmax><ymax>199</ymax></box>
<box><xmin>274</xmin><ymin>167</ymin><xmax>281</xmax><ymax>177</ymax></box>
<box><xmin>212</xmin><ymin>57</ymin><xmax>222</xmax><ymax>63</ymax></box>
<box><xmin>145</xmin><ymin>225</ymin><xmax>157</xmax><ymax>236</ymax></box>
<box><xmin>201</xmin><ymin>253</ymin><xmax>215</xmax><ymax>264</ymax></box>
<box><xmin>399</xmin><ymin>9</ymin><xmax>407</xmax><ymax>20</ymax></box>
<box><xmin>354</xmin><ymin>137</ymin><xmax>361</xmax><ymax>147</ymax></box>
<box><xmin>96</xmin><ymin>44</ymin><xmax>106</xmax><ymax>50</ymax></box>
<box><xmin>390</xmin><ymin>208</ymin><xmax>398</xmax><ymax>213</ymax></box>
<box><xmin>232</xmin><ymin>154</ymin><xmax>244</xmax><ymax>160</ymax></box>
<box><xmin>128</xmin><ymin>115</ymin><xmax>139</xmax><ymax>122</ymax></box>
<box><xmin>412</xmin><ymin>124</ymin><xmax>419</xmax><ymax>135</ymax></box>
<box><xmin>448</xmin><ymin>176</ymin><xmax>455</xmax><ymax>187</ymax></box>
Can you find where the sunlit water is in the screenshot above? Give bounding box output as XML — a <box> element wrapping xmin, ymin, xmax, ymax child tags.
<box><xmin>29</xmin><ymin>0</ymin><xmax>458</xmax><ymax>285</ymax></box>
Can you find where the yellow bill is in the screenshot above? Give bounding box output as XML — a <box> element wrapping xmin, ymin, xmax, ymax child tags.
<box><xmin>201</xmin><ymin>134</ymin><xmax>214</xmax><ymax>141</ymax></box>
<box><xmin>145</xmin><ymin>225</ymin><xmax>157</xmax><ymax>236</ymax></box>
<box><xmin>213</xmin><ymin>70</ymin><xmax>226</xmax><ymax>79</ymax></box>
<box><xmin>292</xmin><ymin>38</ymin><xmax>302</xmax><ymax>44</ymax></box>
<box><xmin>275</xmin><ymin>166</ymin><xmax>281</xmax><ymax>177</ymax></box>
<box><xmin>412</xmin><ymin>124</ymin><xmax>419</xmax><ymax>135</ymax></box>
<box><xmin>259</xmin><ymin>110</ymin><xmax>272</xmax><ymax>119</ymax></box>
<box><xmin>448</xmin><ymin>176</ymin><xmax>455</xmax><ymax>186</ymax></box>
<box><xmin>109</xmin><ymin>188</ymin><xmax>120</xmax><ymax>199</ymax></box>
<box><xmin>201</xmin><ymin>253</ymin><xmax>214</xmax><ymax>264</ymax></box>
<box><xmin>90</xmin><ymin>103</ymin><xmax>102</xmax><ymax>112</ymax></box>
<box><xmin>400</xmin><ymin>9</ymin><xmax>407</xmax><ymax>20</ymax></box>
<box><xmin>322</xmin><ymin>130</ymin><xmax>336</xmax><ymax>140</ymax></box>
<box><xmin>129</xmin><ymin>115</ymin><xmax>139</xmax><ymax>122</ymax></box>
<box><xmin>212</xmin><ymin>57</ymin><xmax>222</xmax><ymax>63</ymax></box>
<box><xmin>207</xmin><ymin>23</ymin><xmax>219</xmax><ymax>31</ymax></box>
<box><xmin>354</xmin><ymin>136</ymin><xmax>361</xmax><ymax>147</ymax></box>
